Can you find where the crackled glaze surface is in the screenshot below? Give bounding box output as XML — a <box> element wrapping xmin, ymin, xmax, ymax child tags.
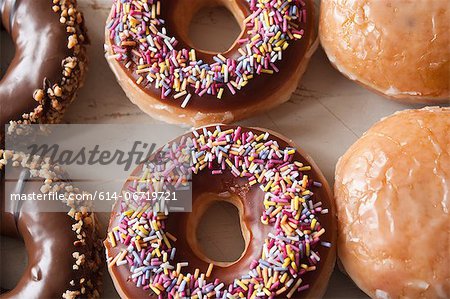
<box><xmin>320</xmin><ymin>0</ymin><xmax>450</xmax><ymax>103</ymax></box>
<box><xmin>335</xmin><ymin>107</ymin><xmax>450</xmax><ymax>298</ymax></box>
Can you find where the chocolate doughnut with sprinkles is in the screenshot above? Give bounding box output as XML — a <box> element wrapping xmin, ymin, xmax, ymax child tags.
<box><xmin>0</xmin><ymin>0</ymin><xmax>88</xmax><ymax>134</ymax></box>
<box><xmin>105</xmin><ymin>0</ymin><xmax>317</xmax><ymax>126</ymax></box>
<box><xmin>0</xmin><ymin>150</ymin><xmax>103</xmax><ymax>299</ymax></box>
<box><xmin>105</xmin><ymin>125</ymin><xmax>336</xmax><ymax>298</ymax></box>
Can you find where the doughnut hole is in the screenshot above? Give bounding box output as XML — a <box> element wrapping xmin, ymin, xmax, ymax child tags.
<box><xmin>161</xmin><ymin>169</ymin><xmax>274</xmax><ymax>285</ymax></box>
<box><xmin>191</xmin><ymin>193</ymin><xmax>248</xmax><ymax>264</ymax></box>
<box><xmin>168</xmin><ymin>0</ymin><xmax>247</xmax><ymax>54</ymax></box>
<box><xmin>0</xmin><ymin>237</ymin><xmax>27</xmax><ymax>291</ymax></box>
<box><xmin>0</xmin><ymin>29</ymin><xmax>15</xmax><ymax>80</ymax></box>
<box><xmin>188</xmin><ymin>6</ymin><xmax>241</xmax><ymax>53</ymax></box>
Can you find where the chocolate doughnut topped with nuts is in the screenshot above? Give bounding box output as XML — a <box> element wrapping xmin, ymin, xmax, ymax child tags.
<box><xmin>0</xmin><ymin>0</ymin><xmax>88</xmax><ymax>133</ymax></box>
<box><xmin>0</xmin><ymin>150</ymin><xmax>103</xmax><ymax>298</ymax></box>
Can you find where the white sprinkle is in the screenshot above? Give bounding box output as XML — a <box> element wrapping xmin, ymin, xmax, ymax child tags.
<box><xmin>181</xmin><ymin>93</ymin><xmax>191</xmax><ymax>108</ymax></box>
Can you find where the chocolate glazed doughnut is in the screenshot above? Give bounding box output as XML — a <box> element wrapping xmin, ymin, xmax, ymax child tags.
<box><xmin>105</xmin><ymin>125</ymin><xmax>336</xmax><ymax>298</ymax></box>
<box><xmin>105</xmin><ymin>0</ymin><xmax>318</xmax><ymax>126</ymax></box>
<box><xmin>0</xmin><ymin>0</ymin><xmax>88</xmax><ymax>133</ymax></box>
<box><xmin>0</xmin><ymin>151</ymin><xmax>103</xmax><ymax>299</ymax></box>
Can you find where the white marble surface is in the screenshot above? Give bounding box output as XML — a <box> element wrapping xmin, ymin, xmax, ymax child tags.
<box><xmin>1</xmin><ymin>0</ymin><xmax>441</xmax><ymax>298</ymax></box>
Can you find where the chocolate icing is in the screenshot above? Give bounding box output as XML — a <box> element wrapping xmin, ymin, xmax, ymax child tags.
<box><xmin>0</xmin><ymin>0</ymin><xmax>88</xmax><ymax>131</ymax></box>
<box><xmin>0</xmin><ymin>0</ymin><xmax>68</xmax><ymax>125</ymax></box>
<box><xmin>106</xmin><ymin>0</ymin><xmax>315</xmax><ymax>113</ymax></box>
<box><xmin>105</xmin><ymin>126</ymin><xmax>336</xmax><ymax>298</ymax></box>
<box><xmin>0</xmin><ymin>155</ymin><xmax>103</xmax><ymax>299</ymax></box>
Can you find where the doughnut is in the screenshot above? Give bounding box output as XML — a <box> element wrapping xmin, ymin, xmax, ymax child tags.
<box><xmin>334</xmin><ymin>107</ymin><xmax>450</xmax><ymax>298</ymax></box>
<box><xmin>0</xmin><ymin>150</ymin><xmax>103</xmax><ymax>298</ymax></box>
<box><xmin>0</xmin><ymin>0</ymin><xmax>88</xmax><ymax>132</ymax></box>
<box><xmin>319</xmin><ymin>0</ymin><xmax>450</xmax><ymax>103</ymax></box>
<box><xmin>104</xmin><ymin>0</ymin><xmax>318</xmax><ymax>126</ymax></box>
<box><xmin>105</xmin><ymin>125</ymin><xmax>336</xmax><ymax>298</ymax></box>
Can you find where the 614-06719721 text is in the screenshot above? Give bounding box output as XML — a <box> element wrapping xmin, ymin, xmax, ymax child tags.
<box><xmin>94</xmin><ymin>191</ymin><xmax>179</xmax><ymax>202</ymax></box>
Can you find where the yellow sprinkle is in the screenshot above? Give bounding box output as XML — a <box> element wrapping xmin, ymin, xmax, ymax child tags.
<box><xmin>155</xmin><ymin>248</ymin><xmax>161</xmax><ymax>257</ymax></box>
<box><xmin>108</xmin><ymin>232</ymin><xmax>116</xmax><ymax>247</ymax></box>
<box><xmin>291</xmin><ymin>261</ymin><xmax>298</xmax><ymax>271</ymax></box>
<box><xmin>135</xmin><ymin>240</ymin><xmax>141</xmax><ymax>251</ymax></box>
<box><xmin>190</xmin><ymin>49</ymin><xmax>196</xmax><ymax>61</ymax></box>
<box><xmin>217</xmin><ymin>88</ymin><xmax>224</xmax><ymax>99</ymax></box>
<box><xmin>149</xmin><ymin>285</ymin><xmax>161</xmax><ymax>295</ymax></box>
<box><xmin>255</xmin><ymin>133</ymin><xmax>265</xmax><ymax>141</ymax></box>
<box><xmin>151</xmin><ymin>4</ymin><xmax>156</xmax><ymax>18</ymax></box>
<box><xmin>206</xmin><ymin>263</ymin><xmax>214</xmax><ymax>278</ymax></box>
<box><xmin>176</xmin><ymin>274</ymin><xmax>184</xmax><ymax>285</ymax></box>
<box><xmin>151</xmin><ymin>220</ymin><xmax>159</xmax><ymax>230</ymax></box>
<box><xmin>263</xmin><ymin>180</ymin><xmax>273</xmax><ymax>192</ymax></box>
<box><xmin>124</xmin><ymin>209</ymin><xmax>134</xmax><ymax>217</ymax></box>
<box><xmin>236</xmin><ymin>280</ymin><xmax>248</xmax><ymax>291</ymax></box>
<box><xmin>294</xmin><ymin>196</ymin><xmax>299</xmax><ymax>210</ymax></box>
<box><xmin>261</xmin><ymin>69</ymin><xmax>274</xmax><ymax>75</ymax></box>
<box><xmin>162</xmin><ymin>234</ymin><xmax>172</xmax><ymax>249</ymax></box>
<box><xmin>311</xmin><ymin>218</ymin><xmax>317</xmax><ymax>230</ymax></box>
<box><xmin>251</xmin><ymin>34</ymin><xmax>261</xmax><ymax>42</ymax></box>
<box><xmin>138</xmin><ymin>226</ymin><xmax>149</xmax><ymax>235</ymax></box>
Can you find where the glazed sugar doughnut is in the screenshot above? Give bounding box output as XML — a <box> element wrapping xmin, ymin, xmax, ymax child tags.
<box><xmin>0</xmin><ymin>150</ymin><xmax>103</xmax><ymax>298</ymax></box>
<box><xmin>0</xmin><ymin>0</ymin><xmax>88</xmax><ymax>132</ymax></box>
<box><xmin>105</xmin><ymin>125</ymin><xmax>336</xmax><ymax>298</ymax></box>
<box><xmin>335</xmin><ymin>107</ymin><xmax>450</xmax><ymax>298</ymax></box>
<box><xmin>319</xmin><ymin>0</ymin><xmax>450</xmax><ymax>104</ymax></box>
<box><xmin>105</xmin><ymin>0</ymin><xmax>317</xmax><ymax>126</ymax></box>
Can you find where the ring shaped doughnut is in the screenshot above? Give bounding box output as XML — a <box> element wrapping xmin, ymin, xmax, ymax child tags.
<box><xmin>105</xmin><ymin>125</ymin><xmax>336</xmax><ymax>298</ymax></box>
<box><xmin>105</xmin><ymin>0</ymin><xmax>317</xmax><ymax>126</ymax></box>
